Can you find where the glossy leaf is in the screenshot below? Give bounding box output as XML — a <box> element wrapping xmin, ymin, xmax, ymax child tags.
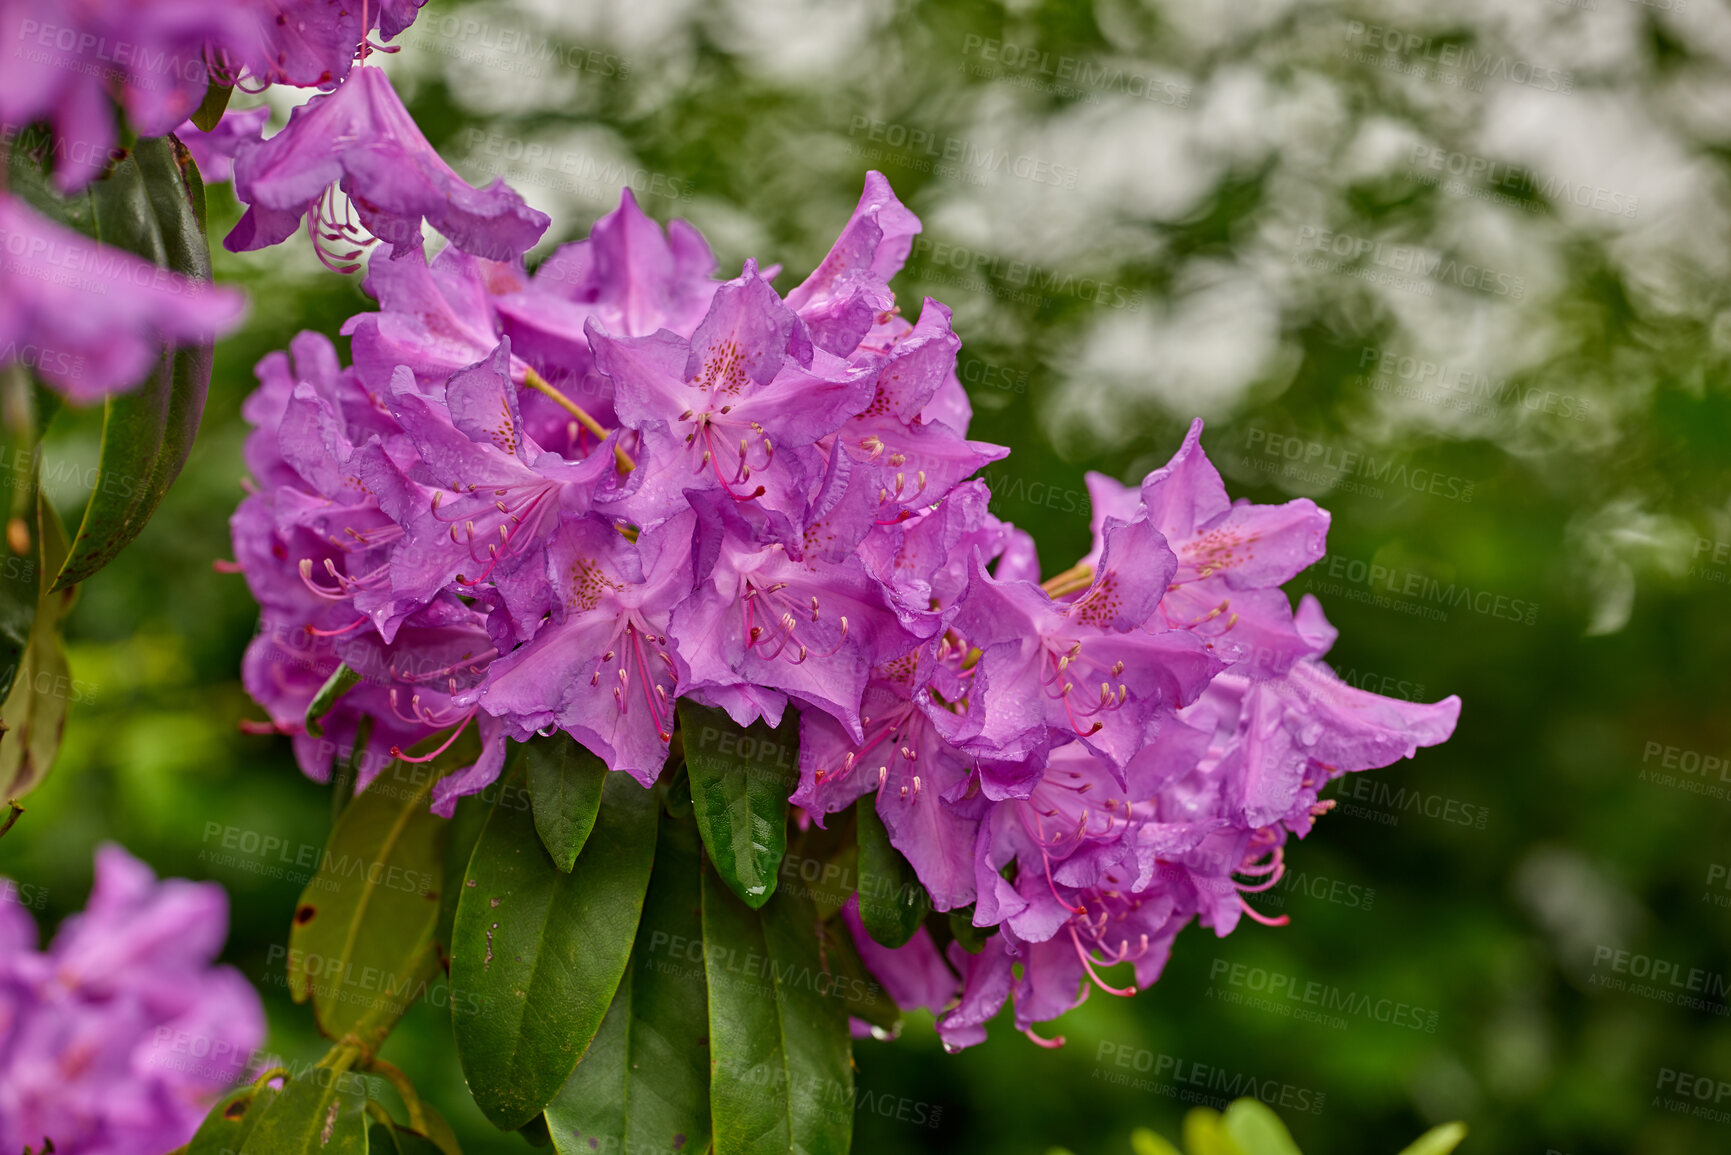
<box><xmin>186</xmin><ymin>1082</ymin><xmax>278</xmax><ymax>1155</ymax></box>
<box><xmin>523</xmin><ymin>733</ymin><xmax>608</xmax><ymax>872</ymax></box>
<box><xmin>287</xmin><ymin>756</ymin><xmax>447</xmax><ymax>1054</ymax></box>
<box><xmin>55</xmin><ymin>137</ymin><xmax>214</xmax><ymax>591</ymax></box>
<box><xmin>453</xmin><ymin>763</ymin><xmax>660</xmax><ymax>1130</ymax></box>
<box><xmin>678</xmin><ymin>701</ymin><xmax>798</xmax><ymax>909</ymax></box>
<box><xmin>703</xmin><ymin>861</ymin><xmax>852</xmax><ymax>1155</ymax></box>
<box><xmin>546</xmin><ymin>797</ymin><xmax>712</xmax><ymax>1155</ymax></box>
<box><xmin>855</xmin><ymin>801</ymin><xmax>929</xmax><ymax>948</ymax></box>
<box><xmin>240</xmin><ymin>1064</ymin><xmax>369</xmax><ymax>1155</ymax></box>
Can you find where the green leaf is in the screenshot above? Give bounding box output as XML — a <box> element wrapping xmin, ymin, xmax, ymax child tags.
<box><xmin>1129</xmin><ymin>1128</ymin><xmax>1183</xmax><ymax>1155</ymax></box>
<box><xmin>1180</xmin><ymin>1109</ymin><xmax>1244</xmax><ymax>1155</ymax></box>
<box><xmin>0</xmin><ymin>368</ymin><xmax>42</xmax><ymax>709</ymax></box>
<box><xmin>435</xmin><ymin>788</ymin><xmax>491</xmax><ymax>958</ymax></box>
<box><xmin>368</xmin><ymin>1120</ymin><xmax>447</xmax><ymax>1155</ymax></box>
<box><xmin>947</xmin><ymin>906</ymin><xmax>993</xmax><ymax>955</ymax></box>
<box><xmin>0</xmin><ymin>491</ymin><xmax>74</xmax><ymax>805</ymax></box>
<box><xmin>818</xmin><ymin>913</ymin><xmax>899</xmax><ymax>1037</ymax></box>
<box><xmin>678</xmin><ymin>701</ymin><xmax>798</xmax><ymax>909</ymax></box>
<box><xmin>287</xmin><ymin>758</ymin><xmax>447</xmax><ymax>1055</ymax></box>
<box><xmin>55</xmin><ymin>137</ymin><xmax>215</xmax><ymax>592</ymax></box>
<box><xmin>1396</xmin><ymin>1123</ymin><xmax>1468</xmax><ymax>1155</ymax></box>
<box><xmin>453</xmin><ymin>763</ymin><xmax>660</xmax><ymax>1130</ymax></box>
<box><xmin>306</xmin><ymin>664</ymin><xmax>363</xmax><ymax>738</ymax></box>
<box><xmin>546</xmin><ymin>797</ymin><xmax>712</xmax><ymax>1155</ymax></box>
<box><xmin>186</xmin><ymin>1083</ymin><xmax>279</xmax><ymax>1155</ymax></box>
<box><xmin>855</xmin><ymin>801</ymin><xmax>929</xmax><ymax>948</ymax></box>
<box><xmin>523</xmin><ymin>734</ymin><xmax>608</xmax><ymax>871</ymax></box>
<box><xmin>785</xmin><ymin>803</ymin><xmax>857</xmax><ymax>921</ymax></box>
<box><xmin>702</xmin><ymin>859</ymin><xmax>852</xmax><ymax>1155</ymax></box>
<box><xmin>240</xmin><ymin>1063</ymin><xmax>370</xmax><ymax>1155</ymax></box>
<box><xmin>1221</xmin><ymin>1099</ymin><xmax>1302</xmax><ymax>1155</ymax></box>
<box><xmin>189</xmin><ymin>81</ymin><xmax>236</xmax><ymax>132</ymax></box>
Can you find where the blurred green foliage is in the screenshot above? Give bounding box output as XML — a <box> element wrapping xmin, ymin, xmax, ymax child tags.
<box><xmin>6</xmin><ymin>0</ymin><xmax>1731</xmax><ymax>1153</ymax></box>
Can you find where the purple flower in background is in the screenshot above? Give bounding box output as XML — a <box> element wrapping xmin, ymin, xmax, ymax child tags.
<box><xmin>0</xmin><ymin>195</ymin><xmax>245</xmax><ymax>401</ymax></box>
<box><xmin>0</xmin><ymin>845</ymin><xmax>265</xmax><ymax>1155</ymax></box>
<box><xmin>176</xmin><ymin>106</ymin><xmax>270</xmax><ymax>183</ymax></box>
<box><xmin>227</xmin><ymin>65</ymin><xmax>550</xmax><ymax>270</ymax></box>
<box><xmin>0</xmin><ymin>0</ymin><xmax>255</xmax><ymax>191</ymax></box>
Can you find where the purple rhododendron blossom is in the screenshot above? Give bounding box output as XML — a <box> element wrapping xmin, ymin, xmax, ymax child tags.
<box><xmin>228</xmin><ymin>173</ymin><xmax>1460</xmax><ymax>1052</ymax></box>
<box><xmin>0</xmin><ymin>845</ymin><xmax>265</xmax><ymax>1155</ymax></box>
<box><xmin>176</xmin><ymin>106</ymin><xmax>270</xmax><ymax>183</ymax></box>
<box><xmin>0</xmin><ymin>195</ymin><xmax>246</xmax><ymax>402</ymax></box>
<box><xmin>226</xmin><ymin>65</ymin><xmax>550</xmax><ymax>270</ymax></box>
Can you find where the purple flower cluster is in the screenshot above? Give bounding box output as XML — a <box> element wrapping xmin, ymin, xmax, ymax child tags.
<box><xmin>0</xmin><ymin>845</ymin><xmax>264</xmax><ymax>1155</ymax></box>
<box><xmin>231</xmin><ymin>172</ymin><xmax>1458</xmax><ymax>1044</ymax></box>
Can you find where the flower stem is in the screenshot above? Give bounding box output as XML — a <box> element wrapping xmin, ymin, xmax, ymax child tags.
<box><xmin>522</xmin><ymin>367</ymin><xmax>635</xmax><ymax>474</ymax></box>
<box><xmin>0</xmin><ymin>803</ymin><xmax>21</xmax><ymax>840</ymax></box>
<box><xmin>364</xmin><ymin>1057</ymin><xmax>432</xmax><ymax>1136</ymax></box>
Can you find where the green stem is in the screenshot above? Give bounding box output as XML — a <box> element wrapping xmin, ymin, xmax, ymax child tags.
<box><xmin>0</xmin><ymin>803</ymin><xmax>21</xmax><ymax>840</ymax></box>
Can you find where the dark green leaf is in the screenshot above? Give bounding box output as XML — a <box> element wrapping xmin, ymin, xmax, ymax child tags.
<box><xmin>523</xmin><ymin>734</ymin><xmax>608</xmax><ymax>871</ymax></box>
<box><xmin>55</xmin><ymin>137</ymin><xmax>215</xmax><ymax>591</ymax></box>
<box><xmin>785</xmin><ymin>804</ymin><xmax>857</xmax><ymax>922</ymax></box>
<box><xmin>947</xmin><ymin>906</ymin><xmax>993</xmax><ymax>955</ymax></box>
<box><xmin>287</xmin><ymin>757</ymin><xmax>447</xmax><ymax>1054</ymax></box>
<box><xmin>678</xmin><ymin>701</ymin><xmax>798</xmax><ymax>909</ymax></box>
<box><xmin>453</xmin><ymin>764</ymin><xmax>660</xmax><ymax>1130</ymax></box>
<box><xmin>436</xmin><ymin>788</ymin><xmax>491</xmax><ymax>958</ymax></box>
<box><xmin>186</xmin><ymin>1082</ymin><xmax>278</xmax><ymax>1155</ymax></box>
<box><xmin>189</xmin><ymin>82</ymin><xmax>236</xmax><ymax>133</ymax></box>
<box><xmin>0</xmin><ymin>400</ymin><xmax>41</xmax><ymax>714</ymax></box>
<box><xmin>856</xmin><ymin>801</ymin><xmax>929</xmax><ymax>948</ymax></box>
<box><xmin>547</xmin><ymin>795</ymin><xmax>711</xmax><ymax>1155</ymax></box>
<box><xmin>240</xmin><ymin>1064</ymin><xmax>370</xmax><ymax>1155</ymax></box>
<box><xmin>703</xmin><ymin>861</ymin><xmax>852</xmax><ymax>1155</ymax></box>
<box><xmin>516</xmin><ymin>1116</ymin><xmax>553</xmax><ymax>1148</ymax></box>
<box><xmin>818</xmin><ymin>914</ymin><xmax>899</xmax><ymax>1036</ymax></box>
